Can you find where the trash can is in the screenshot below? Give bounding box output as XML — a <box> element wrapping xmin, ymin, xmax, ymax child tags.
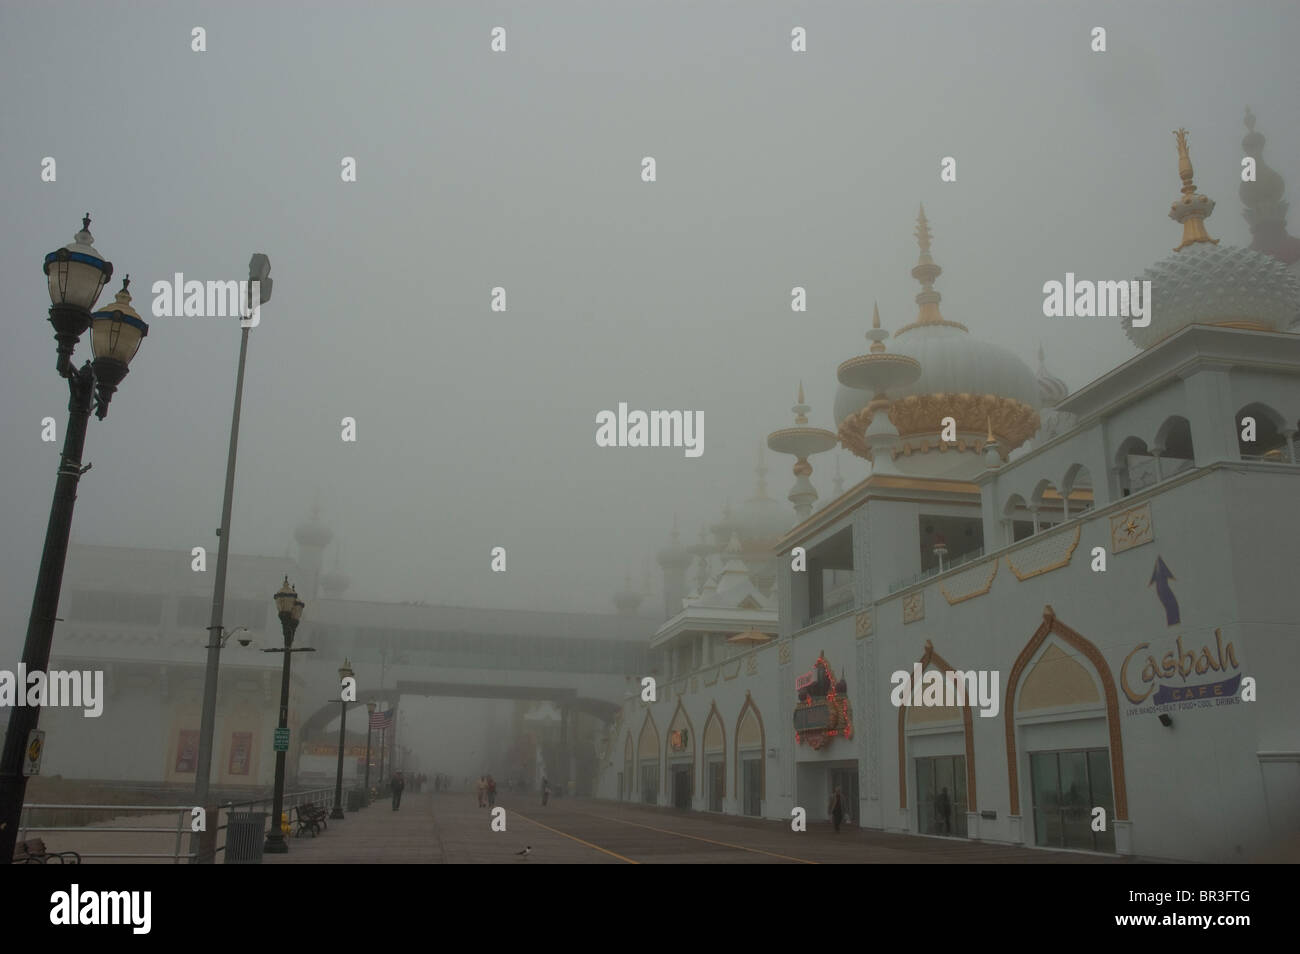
<box><xmin>225</xmin><ymin>811</ymin><xmax>268</xmax><ymax>864</ymax></box>
<box><xmin>347</xmin><ymin>788</ymin><xmax>364</xmax><ymax>812</ymax></box>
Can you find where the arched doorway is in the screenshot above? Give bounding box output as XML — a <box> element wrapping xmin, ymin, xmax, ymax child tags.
<box><xmin>637</xmin><ymin>710</ymin><xmax>661</xmax><ymax>805</ymax></box>
<box><xmin>735</xmin><ymin>693</ymin><xmax>766</xmax><ymax>817</ymax></box>
<box><xmin>1005</xmin><ymin>607</ymin><xmax>1127</xmax><ymax>853</ymax></box>
<box><xmin>666</xmin><ymin>699</ymin><xmax>696</xmax><ymax>809</ymax></box>
<box><xmin>702</xmin><ymin>703</ymin><xmax>726</xmax><ymax>812</ymax></box>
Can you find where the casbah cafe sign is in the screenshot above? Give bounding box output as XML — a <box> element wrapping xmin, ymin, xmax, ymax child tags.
<box><xmin>1121</xmin><ymin>629</ymin><xmax>1240</xmax><ymax>706</ymax></box>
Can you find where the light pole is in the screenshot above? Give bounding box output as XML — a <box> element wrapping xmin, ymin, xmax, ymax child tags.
<box><xmin>263</xmin><ymin>577</ymin><xmax>313</xmax><ymax>854</ymax></box>
<box><xmin>0</xmin><ymin>217</ymin><xmax>148</xmax><ymax>864</ymax></box>
<box><xmin>364</xmin><ymin>701</ymin><xmax>376</xmax><ymax>805</ymax></box>
<box><xmin>192</xmin><ymin>254</ymin><xmax>272</xmax><ymax>849</ymax></box>
<box><xmin>330</xmin><ymin>659</ymin><xmax>353</xmax><ymax>820</ymax></box>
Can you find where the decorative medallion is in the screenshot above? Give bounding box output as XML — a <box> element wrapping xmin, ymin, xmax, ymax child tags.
<box><xmin>855</xmin><ymin>609</ymin><xmax>874</xmax><ymax>639</ymax></box>
<box><xmin>778</xmin><ymin>641</ymin><xmax>793</xmax><ymax>665</ymax></box>
<box><xmin>903</xmin><ymin>591</ymin><xmax>925</xmax><ymax>624</ymax></box>
<box><xmin>1110</xmin><ymin>503</ymin><xmax>1154</xmax><ymax>554</ymax></box>
<box><xmin>793</xmin><ymin>654</ymin><xmax>854</xmax><ymax>750</ymax></box>
<box><xmin>746</xmin><ymin>654</ymin><xmax>758</xmax><ymax>676</ymax></box>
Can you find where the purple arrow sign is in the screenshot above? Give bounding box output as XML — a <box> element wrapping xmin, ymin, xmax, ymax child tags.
<box><xmin>1149</xmin><ymin>556</ymin><xmax>1180</xmax><ymax>626</ymax></box>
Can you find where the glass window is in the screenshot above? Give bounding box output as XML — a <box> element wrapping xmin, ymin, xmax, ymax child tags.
<box><xmin>1030</xmin><ymin>748</ymin><xmax>1116</xmax><ymax>851</ymax></box>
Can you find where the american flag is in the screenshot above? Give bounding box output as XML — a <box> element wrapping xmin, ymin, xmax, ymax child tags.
<box><xmin>369</xmin><ymin>708</ymin><xmax>394</xmax><ymax>730</ymax></box>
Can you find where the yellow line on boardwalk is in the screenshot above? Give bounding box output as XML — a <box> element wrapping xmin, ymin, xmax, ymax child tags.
<box><xmin>578</xmin><ymin>810</ymin><xmax>818</xmax><ymax>864</ymax></box>
<box><xmin>511</xmin><ymin>809</ymin><xmax>640</xmax><ymax>864</ymax></box>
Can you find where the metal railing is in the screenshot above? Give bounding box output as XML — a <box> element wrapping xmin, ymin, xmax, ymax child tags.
<box><xmin>17</xmin><ymin>803</ymin><xmax>198</xmax><ymax>863</ymax></box>
<box><xmin>888</xmin><ymin>546</ymin><xmax>986</xmax><ymax>594</ymax></box>
<box><xmin>16</xmin><ymin>787</ymin><xmax>339</xmax><ymax>864</ymax></box>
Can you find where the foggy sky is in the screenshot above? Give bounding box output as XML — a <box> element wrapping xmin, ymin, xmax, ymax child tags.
<box><xmin>2</xmin><ymin>0</ymin><xmax>1297</xmax><ymax>657</ymax></box>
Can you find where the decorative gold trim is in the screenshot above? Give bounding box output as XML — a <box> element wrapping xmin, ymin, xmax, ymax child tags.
<box><xmin>903</xmin><ymin>591</ymin><xmax>925</xmax><ymax>624</ymax></box>
<box><xmin>855</xmin><ymin>610</ymin><xmax>873</xmax><ymax>639</ymax></box>
<box><xmin>778</xmin><ymin>641</ymin><xmax>793</xmax><ymax>665</ymax></box>
<box><xmin>722</xmin><ymin>660</ymin><xmax>742</xmax><ymax>681</ymax></box>
<box><xmin>703</xmin><ymin>667</ymin><xmax>720</xmax><ymax>687</ymax></box>
<box><xmin>1110</xmin><ymin>504</ymin><xmax>1153</xmax><ymax>554</ymax></box>
<box><xmin>1004</xmin><ymin>606</ymin><xmax>1128</xmax><ymax>819</ymax></box>
<box><xmin>1005</xmin><ymin>525</ymin><xmax>1082</xmax><ymax>581</ymax></box>
<box><xmin>745</xmin><ymin>654</ymin><xmax>758</xmax><ymax>676</ymax></box>
<box><xmin>940</xmin><ymin>558</ymin><xmax>999</xmax><ymax>605</ymax></box>
<box><xmin>897</xmin><ymin>640</ymin><xmax>978</xmax><ymax>813</ymax></box>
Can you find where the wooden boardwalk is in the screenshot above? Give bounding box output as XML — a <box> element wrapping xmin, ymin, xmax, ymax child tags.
<box><xmin>263</xmin><ymin>792</ymin><xmax>1132</xmax><ymax>865</ymax></box>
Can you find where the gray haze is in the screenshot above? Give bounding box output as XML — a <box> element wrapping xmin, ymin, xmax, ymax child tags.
<box><xmin>2</xmin><ymin>0</ymin><xmax>1298</xmax><ymax>659</ymax></box>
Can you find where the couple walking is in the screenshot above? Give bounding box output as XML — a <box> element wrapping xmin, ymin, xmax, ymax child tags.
<box><xmin>476</xmin><ymin>774</ymin><xmax>497</xmax><ymax>808</ymax></box>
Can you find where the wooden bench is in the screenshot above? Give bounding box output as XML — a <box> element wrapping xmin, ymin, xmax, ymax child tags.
<box><xmin>294</xmin><ymin>803</ymin><xmax>329</xmax><ymax>838</ymax></box>
<box><xmin>13</xmin><ymin>838</ymin><xmax>81</xmax><ymax>864</ymax></box>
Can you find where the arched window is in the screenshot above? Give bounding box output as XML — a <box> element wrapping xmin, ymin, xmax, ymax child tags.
<box><xmin>1061</xmin><ymin>464</ymin><xmax>1093</xmax><ymax>517</ymax></box>
<box><xmin>1113</xmin><ymin>437</ymin><xmax>1153</xmax><ymax>497</ymax></box>
<box><xmin>1153</xmin><ymin>416</ymin><xmax>1195</xmax><ymax>477</ymax></box>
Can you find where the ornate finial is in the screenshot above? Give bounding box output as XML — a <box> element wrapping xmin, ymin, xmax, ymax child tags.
<box><xmin>797</xmin><ymin>380</ymin><xmax>805</xmax><ymax>405</ymax></box>
<box><xmin>1169</xmin><ymin>128</ymin><xmax>1218</xmax><ymax>252</ymax></box>
<box><xmin>122</xmin><ymin>274</ymin><xmax>130</xmax><ymax>293</ymax></box>
<box><xmin>82</xmin><ymin>213</ymin><xmax>91</xmax><ymax>232</ymax></box>
<box><xmin>869</xmin><ymin>302</ymin><xmax>886</xmax><ymax>353</ymax></box>
<box><xmin>915</xmin><ymin>204</ymin><xmax>932</xmax><ymax>253</ymax></box>
<box><xmin>792</xmin><ymin>381</ymin><xmax>811</xmax><ymax>425</ymax></box>
<box><xmin>986</xmin><ymin>416</ymin><xmax>995</xmax><ymax>444</ymax></box>
<box><xmin>896</xmin><ymin>205</ymin><xmax>965</xmax><ymax>335</ymax></box>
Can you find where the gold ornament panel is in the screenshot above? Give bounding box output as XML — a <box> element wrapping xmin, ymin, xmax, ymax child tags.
<box><xmin>1110</xmin><ymin>504</ymin><xmax>1154</xmax><ymax>554</ymax></box>
<box><xmin>839</xmin><ymin>393</ymin><xmax>1039</xmax><ymax>462</ymax></box>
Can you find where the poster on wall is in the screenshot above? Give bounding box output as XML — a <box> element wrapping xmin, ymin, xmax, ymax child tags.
<box><xmin>175</xmin><ymin>729</ymin><xmax>199</xmax><ymax>773</ymax></box>
<box><xmin>228</xmin><ymin>731</ymin><xmax>252</xmax><ymax>776</ymax></box>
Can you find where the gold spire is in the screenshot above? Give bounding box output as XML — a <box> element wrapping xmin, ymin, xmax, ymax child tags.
<box><xmin>793</xmin><ymin>380</ymin><xmax>809</xmax><ymax>425</ymax></box>
<box><xmin>870</xmin><ymin>301</ymin><xmax>886</xmax><ymax>352</ymax></box>
<box><xmin>1170</xmin><ymin>128</ymin><xmax>1219</xmax><ymax>252</ymax></box>
<box><xmin>896</xmin><ymin>205</ymin><xmax>968</xmax><ymax>336</ymax></box>
<box><xmin>986</xmin><ymin>416</ymin><xmax>995</xmax><ymax>445</ymax></box>
<box><xmin>797</xmin><ymin>380</ymin><xmax>805</xmax><ymax>404</ymax></box>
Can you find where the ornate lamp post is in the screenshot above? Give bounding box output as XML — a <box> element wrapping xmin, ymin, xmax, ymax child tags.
<box><xmin>364</xmin><ymin>700</ymin><xmax>377</xmax><ymax>805</ymax></box>
<box><xmin>330</xmin><ymin>659</ymin><xmax>353</xmax><ymax>819</ymax></box>
<box><xmin>0</xmin><ymin>217</ymin><xmax>148</xmax><ymax>863</ymax></box>
<box><xmin>263</xmin><ymin>578</ymin><xmax>313</xmax><ymax>854</ymax></box>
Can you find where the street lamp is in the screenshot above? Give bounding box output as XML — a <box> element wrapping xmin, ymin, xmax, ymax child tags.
<box><xmin>0</xmin><ymin>217</ymin><xmax>147</xmax><ymax>864</ymax></box>
<box><xmin>192</xmin><ymin>254</ymin><xmax>272</xmax><ymax>855</ymax></box>
<box><xmin>364</xmin><ymin>700</ymin><xmax>377</xmax><ymax>806</ymax></box>
<box><xmin>263</xmin><ymin>578</ymin><xmax>314</xmax><ymax>855</ymax></box>
<box><xmin>330</xmin><ymin>659</ymin><xmax>353</xmax><ymax>820</ymax></box>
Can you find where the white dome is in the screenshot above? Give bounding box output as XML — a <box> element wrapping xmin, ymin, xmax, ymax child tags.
<box><xmin>835</xmin><ymin>324</ymin><xmax>1040</xmax><ymax>428</ymax></box>
<box><xmin>1126</xmin><ymin>243</ymin><xmax>1300</xmax><ymax>349</ymax></box>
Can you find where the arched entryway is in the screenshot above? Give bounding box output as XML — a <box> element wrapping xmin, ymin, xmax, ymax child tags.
<box><xmin>1004</xmin><ymin>606</ymin><xmax>1127</xmax><ymax>853</ymax></box>
<box><xmin>896</xmin><ymin>640</ymin><xmax>978</xmax><ymax>838</ymax></box>
<box><xmin>637</xmin><ymin>710</ymin><xmax>661</xmax><ymax>805</ymax></box>
<box><xmin>666</xmin><ymin>699</ymin><xmax>697</xmax><ymax>809</ymax></box>
<box><xmin>702</xmin><ymin>703</ymin><xmax>726</xmax><ymax>812</ymax></box>
<box><xmin>735</xmin><ymin>692</ymin><xmax>766</xmax><ymax>817</ymax></box>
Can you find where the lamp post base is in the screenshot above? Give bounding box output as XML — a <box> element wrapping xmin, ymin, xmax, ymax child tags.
<box><xmin>264</xmin><ymin>832</ymin><xmax>289</xmax><ymax>854</ymax></box>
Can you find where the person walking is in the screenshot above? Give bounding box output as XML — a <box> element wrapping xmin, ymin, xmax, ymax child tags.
<box><xmin>487</xmin><ymin>774</ymin><xmax>497</xmax><ymax>809</ymax></box>
<box><xmin>391</xmin><ymin>771</ymin><xmax>405</xmax><ymax>811</ymax></box>
<box><xmin>541</xmin><ymin>776</ymin><xmax>551</xmax><ymax>807</ymax></box>
<box><xmin>476</xmin><ymin>775</ymin><xmax>487</xmax><ymax>808</ymax></box>
<box><xmin>935</xmin><ymin>786</ymin><xmax>952</xmax><ymax>834</ymax></box>
<box><xmin>829</xmin><ymin>785</ymin><xmax>845</xmax><ymax>833</ymax></box>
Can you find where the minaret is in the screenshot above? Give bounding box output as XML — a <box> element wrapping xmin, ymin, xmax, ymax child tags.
<box><xmin>1240</xmin><ymin>107</ymin><xmax>1300</xmax><ymax>267</ymax></box>
<box><xmin>293</xmin><ymin>499</ymin><xmax>333</xmax><ymax>599</ymax></box>
<box><xmin>656</xmin><ymin>516</ymin><xmax>691</xmax><ymax>619</ymax></box>
<box><xmin>1170</xmin><ymin>127</ymin><xmax>1219</xmax><ymax>252</ymax></box>
<box><xmin>768</xmin><ymin>381</ymin><xmax>837</xmax><ymax>521</ymax></box>
<box><xmin>837</xmin><ymin>302</ymin><xmax>921</xmax><ymax>471</ymax></box>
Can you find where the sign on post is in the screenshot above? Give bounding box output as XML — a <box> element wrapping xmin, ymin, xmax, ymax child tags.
<box><xmin>273</xmin><ymin>727</ymin><xmax>290</xmax><ymax>752</ymax></box>
<box><xmin>23</xmin><ymin>729</ymin><xmax>45</xmax><ymax>776</ymax></box>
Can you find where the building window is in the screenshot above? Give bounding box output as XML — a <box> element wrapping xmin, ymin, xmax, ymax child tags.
<box><xmin>803</xmin><ymin>526</ymin><xmax>854</xmax><ymax>626</ymax></box>
<box><xmin>1030</xmin><ymin>748</ymin><xmax>1115</xmax><ymax>852</ymax></box>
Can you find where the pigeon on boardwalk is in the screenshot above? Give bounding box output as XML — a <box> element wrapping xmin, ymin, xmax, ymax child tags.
<box><xmin>515</xmin><ymin>846</ymin><xmax>532</xmax><ymax>858</ymax></box>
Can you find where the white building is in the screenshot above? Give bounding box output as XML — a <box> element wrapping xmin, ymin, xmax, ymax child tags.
<box><xmin>598</xmin><ymin>121</ymin><xmax>1300</xmax><ymax>862</ymax></box>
